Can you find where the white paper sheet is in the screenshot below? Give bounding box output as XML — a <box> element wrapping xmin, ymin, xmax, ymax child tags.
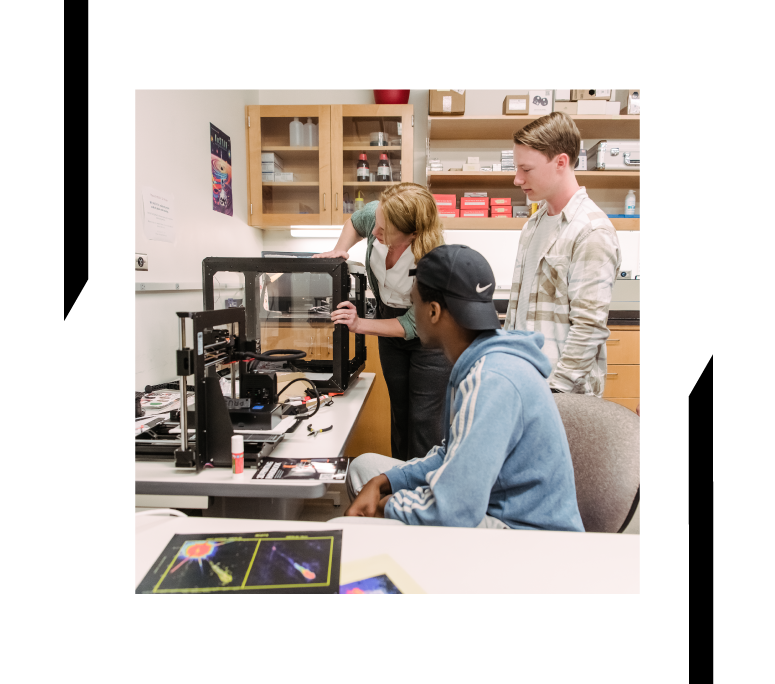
<box><xmin>142</xmin><ymin>186</ymin><xmax>176</xmax><ymax>243</ymax></box>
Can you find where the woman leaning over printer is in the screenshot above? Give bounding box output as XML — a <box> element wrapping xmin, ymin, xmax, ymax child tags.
<box><xmin>314</xmin><ymin>182</ymin><xmax>450</xmax><ymax>462</ymax></box>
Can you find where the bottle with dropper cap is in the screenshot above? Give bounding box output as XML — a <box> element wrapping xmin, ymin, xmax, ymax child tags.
<box><xmin>289</xmin><ymin>117</ymin><xmax>304</xmax><ymax>147</ymax></box>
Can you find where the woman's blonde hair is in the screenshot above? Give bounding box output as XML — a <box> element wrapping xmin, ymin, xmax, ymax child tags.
<box><xmin>379</xmin><ymin>182</ymin><xmax>445</xmax><ymax>262</ymax></box>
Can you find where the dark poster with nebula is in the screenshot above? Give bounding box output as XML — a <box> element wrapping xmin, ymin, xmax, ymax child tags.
<box><xmin>211</xmin><ymin>123</ymin><xmax>232</xmax><ymax>216</ymax></box>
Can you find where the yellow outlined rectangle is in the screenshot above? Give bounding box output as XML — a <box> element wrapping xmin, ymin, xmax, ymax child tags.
<box><xmin>150</xmin><ymin>535</ymin><xmax>336</xmax><ymax>593</ymax></box>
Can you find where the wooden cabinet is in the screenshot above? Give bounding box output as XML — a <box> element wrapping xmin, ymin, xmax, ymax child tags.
<box><xmin>603</xmin><ymin>325</ymin><xmax>640</xmax><ymax>413</ymax></box>
<box><xmin>246</xmin><ymin>104</ymin><xmax>413</xmax><ymax>230</ymax></box>
<box><xmin>427</xmin><ymin>113</ymin><xmax>640</xmax><ymax>231</ymax></box>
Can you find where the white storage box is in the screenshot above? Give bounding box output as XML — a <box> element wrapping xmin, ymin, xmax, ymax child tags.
<box><xmin>261</xmin><ymin>152</ymin><xmax>284</xmax><ymax>168</ymax></box>
<box><xmin>577</xmin><ymin>100</ymin><xmax>607</xmax><ymax>115</ymax></box>
<box><xmin>587</xmin><ymin>140</ymin><xmax>640</xmax><ymax>171</ymax></box>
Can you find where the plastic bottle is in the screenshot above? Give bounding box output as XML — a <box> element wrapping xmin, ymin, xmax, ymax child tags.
<box><xmin>356</xmin><ymin>153</ymin><xmax>370</xmax><ymax>182</ymax></box>
<box><xmin>289</xmin><ymin>117</ymin><xmax>304</xmax><ymax>147</ymax></box>
<box><xmin>303</xmin><ymin>118</ymin><xmax>317</xmax><ymax>146</ymax></box>
<box><xmin>376</xmin><ymin>153</ymin><xmax>391</xmax><ymax>181</ymax></box>
<box><xmin>354</xmin><ymin>190</ymin><xmax>365</xmax><ymax>211</ymax></box>
<box><xmin>575</xmin><ymin>141</ymin><xmax>587</xmax><ymax>171</ymax></box>
<box><xmin>625</xmin><ymin>190</ymin><xmax>636</xmax><ymax>216</ymax></box>
<box><xmin>231</xmin><ymin>434</ymin><xmax>244</xmax><ymax>479</ymax></box>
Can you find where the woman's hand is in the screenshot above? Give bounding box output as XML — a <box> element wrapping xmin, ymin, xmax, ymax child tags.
<box><xmin>330</xmin><ymin>301</ymin><xmax>362</xmax><ymax>333</ymax></box>
<box><xmin>313</xmin><ymin>249</ymin><xmax>350</xmax><ymax>259</ymax></box>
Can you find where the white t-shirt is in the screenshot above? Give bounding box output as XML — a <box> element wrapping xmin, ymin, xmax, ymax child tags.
<box><xmin>370</xmin><ymin>241</ymin><xmax>416</xmax><ymax>308</ymax></box>
<box><xmin>514</xmin><ymin>211</ymin><xmax>562</xmax><ymax>330</ymax></box>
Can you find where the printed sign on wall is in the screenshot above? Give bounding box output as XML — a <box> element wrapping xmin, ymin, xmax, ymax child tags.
<box><xmin>211</xmin><ymin>123</ymin><xmax>232</xmax><ymax>216</ymax></box>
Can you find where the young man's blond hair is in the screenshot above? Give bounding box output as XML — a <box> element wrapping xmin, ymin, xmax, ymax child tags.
<box><xmin>513</xmin><ymin>111</ymin><xmax>581</xmax><ymax>167</ymax></box>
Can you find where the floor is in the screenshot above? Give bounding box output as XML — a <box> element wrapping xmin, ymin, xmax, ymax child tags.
<box><xmin>297</xmin><ymin>483</ymin><xmax>641</xmax><ymax>534</ymax></box>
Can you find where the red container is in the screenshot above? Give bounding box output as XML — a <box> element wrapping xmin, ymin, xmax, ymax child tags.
<box><xmin>460</xmin><ymin>209</ymin><xmax>489</xmax><ymax>217</ymax></box>
<box><xmin>373</xmin><ymin>90</ymin><xmax>410</xmax><ymax>105</ymax></box>
<box><xmin>460</xmin><ymin>197</ymin><xmax>490</xmax><ymax>209</ymax></box>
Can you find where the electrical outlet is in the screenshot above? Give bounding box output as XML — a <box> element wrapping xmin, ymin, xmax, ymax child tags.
<box><xmin>136</xmin><ymin>253</ymin><xmax>148</xmax><ymax>271</ymax></box>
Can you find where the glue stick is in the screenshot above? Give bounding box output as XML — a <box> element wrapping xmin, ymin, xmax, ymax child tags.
<box><xmin>231</xmin><ymin>435</ymin><xmax>244</xmax><ymax>479</ymax></box>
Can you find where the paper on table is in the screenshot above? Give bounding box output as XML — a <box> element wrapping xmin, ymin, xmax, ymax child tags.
<box><xmin>142</xmin><ymin>186</ymin><xmax>176</xmax><ymax>243</ymax></box>
<box><xmin>168</xmin><ymin>415</ymin><xmax>299</xmax><ymax>436</ymax></box>
<box><xmin>339</xmin><ymin>554</ymin><xmax>425</xmax><ymax>594</ymax></box>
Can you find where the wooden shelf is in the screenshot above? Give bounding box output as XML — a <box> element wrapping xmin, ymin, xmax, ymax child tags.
<box><xmin>342</xmin><ymin>146</ymin><xmax>402</xmax><ymax>151</ymax></box>
<box><xmin>441</xmin><ymin>217</ymin><xmax>639</xmax><ymax>231</ymax></box>
<box><xmin>262</xmin><ymin>182</ymin><xmax>320</xmax><ymax>187</ymax></box>
<box><xmin>428</xmin><ymin>114</ymin><xmax>640</xmax><ymax>140</ymax></box>
<box><xmin>261</xmin><ymin>146</ymin><xmax>319</xmax><ymax>151</ymax></box>
<box><xmin>428</xmin><ymin>170</ymin><xmax>639</xmax><ymax>190</ymax></box>
<box><xmin>343</xmin><ymin>181</ymin><xmax>400</xmax><ymax>187</ymax></box>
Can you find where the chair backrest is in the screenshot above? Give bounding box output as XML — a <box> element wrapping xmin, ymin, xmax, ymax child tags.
<box><xmin>553</xmin><ymin>394</ymin><xmax>639</xmax><ymax>533</ymax></box>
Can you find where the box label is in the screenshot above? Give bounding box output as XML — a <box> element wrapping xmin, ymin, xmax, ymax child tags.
<box><xmin>508</xmin><ymin>98</ymin><xmax>526</xmax><ymax>111</ymax></box>
<box><xmin>443</xmin><ymin>96</ymin><xmax>452</xmax><ymax>112</ymax></box>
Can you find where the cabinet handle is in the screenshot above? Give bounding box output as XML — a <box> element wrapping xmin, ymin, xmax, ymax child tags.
<box><xmin>323</xmin><ymin>193</ymin><xmax>326</xmax><ymax>211</ymax></box>
<box><xmin>335</xmin><ymin>193</ymin><xmax>338</xmax><ymax>210</ymax></box>
<box><xmin>606</xmin><ymin>373</ymin><xmax>618</xmax><ymax>377</ymax></box>
<box><xmin>607</xmin><ymin>339</ymin><xmax>620</xmax><ymax>343</ymax></box>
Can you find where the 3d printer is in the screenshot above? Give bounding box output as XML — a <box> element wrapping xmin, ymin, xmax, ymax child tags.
<box><xmin>135</xmin><ymin>258</ymin><xmax>367</xmax><ymax>473</ymax></box>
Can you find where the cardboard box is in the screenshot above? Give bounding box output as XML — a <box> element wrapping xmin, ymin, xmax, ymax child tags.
<box><xmin>627</xmin><ymin>89</ymin><xmax>640</xmax><ymax>115</ymax></box>
<box><xmin>503</xmin><ymin>95</ymin><xmax>529</xmax><ymax>115</ymax></box>
<box><xmin>262</xmin><ymin>172</ymin><xmax>274</xmax><ymax>181</ymax></box>
<box><xmin>554</xmin><ymin>101</ymin><xmax>578</xmax><ymax>115</ymax></box>
<box><xmin>429</xmin><ymin>90</ymin><xmax>466</xmax><ymax>115</ymax></box>
<box><xmin>460</xmin><ymin>197</ymin><xmax>490</xmax><ymax>209</ymax></box>
<box><xmin>605</xmin><ymin>100</ymin><xmax>621</xmax><ymax>116</ymax></box>
<box><xmin>432</xmin><ymin>194</ymin><xmax>457</xmax><ymax>208</ymax></box>
<box><xmin>261</xmin><ymin>162</ymin><xmax>283</xmax><ymax>173</ymax></box>
<box><xmin>438</xmin><ymin>209</ymin><xmax>460</xmax><ymax>218</ymax></box>
<box><xmin>467</xmin><ymin>157</ymin><xmax>480</xmax><ymax>164</ymax></box>
<box><xmin>463</xmin><ymin>192</ymin><xmax>488</xmax><ymax>197</ymax></box>
<box><xmin>572</xmin><ymin>89</ymin><xmax>612</xmax><ymax>101</ymax></box>
<box><xmin>554</xmin><ymin>89</ymin><xmax>572</xmax><ymax>102</ymax></box>
<box><xmin>493</xmin><ymin>162</ymin><xmax>502</xmax><ymax>171</ymax></box>
<box><xmin>528</xmin><ymin>90</ymin><xmax>553</xmax><ymax>116</ymax></box>
<box><xmin>491</xmin><ymin>206</ymin><xmax>512</xmax><ymax>215</ymax></box>
<box><xmin>576</xmin><ymin>100</ymin><xmax>608</xmax><ymax>115</ymax></box>
<box><xmin>273</xmin><ymin>172</ymin><xmax>295</xmax><ymax>182</ymax></box>
<box><xmin>460</xmin><ymin>209</ymin><xmax>489</xmax><ymax>217</ymax></box>
<box><xmin>462</xmin><ymin>163</ymin><xmax>479</xmax><ymax>172</ymax></box>
<box><xmin>490</xmin><ymin>198</ymin><xmax>512</xmax><ymax>206</ymax></box>
<box><xmin>261</xmin><ymin>152</ymin><xmax>284</xmax><ymax>168</ymax></box>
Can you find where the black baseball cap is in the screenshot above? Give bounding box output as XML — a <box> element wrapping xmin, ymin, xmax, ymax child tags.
<box><xmin>409</xmin><ymin>244</ymin><xmax>501</xmax><ymax>330</ymax></box>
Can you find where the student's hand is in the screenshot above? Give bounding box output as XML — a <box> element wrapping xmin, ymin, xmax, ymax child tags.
<box><xmin>344</xmin><ymin>475</ymin><xmax>391</xmax><ymax>517</ymax></box>
<box><xmin>313</xmin><ymin>249</ymin><xmax>350</xmax><ymax>259</ymax></box>
<box><xmin>331</xmin><ymin>301</ymin><xmax>362</xmax><ymax>333</ymax></box>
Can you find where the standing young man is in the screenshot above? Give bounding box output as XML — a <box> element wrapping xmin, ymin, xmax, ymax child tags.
<box><xmin>505</xmin><ymin>112</ymin><xmax>621</xmax><ymax>397</ymax></box>
<box><xmin>344</xmin><ymin>245</ymin><xmax>584</xmax><ymax>532</ymax></box>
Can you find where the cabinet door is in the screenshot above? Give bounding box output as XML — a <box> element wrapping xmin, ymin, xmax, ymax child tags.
<box><xmin>605</xmin><ymin>330</ymin><xmax>640</xmax><ymax>365</ymax></box>
<box><xmin>246</xmin><ymin>105</ymin><xmax>331</xmax><ymax>227</ymax></box>
<box><xmin>331</xmin><ymin>104</ymin><xmax>413</xmax><ymax>226</ymax></box>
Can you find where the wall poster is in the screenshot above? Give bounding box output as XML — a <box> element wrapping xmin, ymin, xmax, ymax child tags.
<box><xmin>210</xmin><ymin>123</ymin><xmax>232</xmax><ymax>216</ymax></box>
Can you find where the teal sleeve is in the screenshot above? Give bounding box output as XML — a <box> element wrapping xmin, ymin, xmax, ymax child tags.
<box><xmin>396</xmin><ymin>305</ymin><xmax>416</xmax><ymax>341</ymax></box>
<box><xmin>350</xmin><ymin>201</ymin><xmax>378</xmax><ymax>239</ymax></box>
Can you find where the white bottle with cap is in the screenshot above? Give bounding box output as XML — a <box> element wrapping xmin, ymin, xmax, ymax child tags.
<box><xmin>303</xmin><ymin>118</ymin><xmax>317</xmax><ymax>146</ymax></box>
<box><xmin>289</xmin><ymin>117</ymin><xmax>304</xmax><ymax>147</ymax></box>
<box><xmin>231</xmin><ymin>434</ymin><xmax>244</xmax><ymax>479</ymax></box>
<box><xmin>625</xmin><ymin>189</ymin><xmax>636</xmax><ymax>216</ymax></box>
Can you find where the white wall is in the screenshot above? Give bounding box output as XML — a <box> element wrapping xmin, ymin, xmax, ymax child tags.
<box><xmin>135</xmin><ymin>89</ymin><xmax>263</xmax><ymax>388</ymax></box>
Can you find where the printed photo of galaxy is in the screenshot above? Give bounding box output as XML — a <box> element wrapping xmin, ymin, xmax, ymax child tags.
<box><xmin>340</xmin><ymin>574</ymin><xmax>402</xmax><ymax>594</ymax></box>
<box><xmin>210</xmin><ymin>123</ymin><xmax>233</xmax><ymax>216</ymax></box>
<box><xmin>136</xmin><ymin>531</ymin><xmax>342</xmax><ymax>594</ymax></box>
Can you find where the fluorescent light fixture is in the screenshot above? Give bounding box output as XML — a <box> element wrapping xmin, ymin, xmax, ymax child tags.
<box><xmin>290</xmin><ymin>227</ymin><xmax>343</xmax><ymax>238</ymax></box>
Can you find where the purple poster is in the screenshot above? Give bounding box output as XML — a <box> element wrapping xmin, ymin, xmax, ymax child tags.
<box><xmin>211</xmin><ymin>123</ymin><xmax>232</xmax><ymax>216</ymax></box>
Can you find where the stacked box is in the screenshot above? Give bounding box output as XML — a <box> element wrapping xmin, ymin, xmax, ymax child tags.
<box><xmin>460</xmin><ymin>209</ymin><xmax>489</xmax><ymax>217</ymax></box>
<box><xmin>437</xmin><ymin>209</ymin><xmax>460</xmax><ymax>218</ymax></box>
<box><xmin>463</xmin><ymin>192</ymin><xmax>488</xmax><ymax>197</ymax></box>
<box><xmin>273</xmin><ymin>172</ymin><xmax>295</xmax><ymax>182</ymax></box>
<box><xmin>460</xmin><ymin>197</ymin><xmax>489</xmax><ymax>210</ymax></box>
<box><xmin>261</xmin><ymin>152</ymin><xmax>284</xmax><ymax>168</ymax></box>
<box><xmin>432</xmin><ymin>194</ymin><xmax>457</xmax><ymax>209</ymax></box>
<box><xmin>491</xmin><ymin>206</ymin><xmax>512</xmax><ymax>216</ymax></box>
<box><xmin>490</xmin><ymin>197</ymin><xmax>512</xmax><ymax>206</ymax></box>
<box><xmin>501</xmin><ymin>150</ymin><xmax>515</xmax><ymax>171</ymax></box>
<box><xmin>428</xmin><ymin>157</ymin><xmax>443</xmax><ymax>173</ymax></box>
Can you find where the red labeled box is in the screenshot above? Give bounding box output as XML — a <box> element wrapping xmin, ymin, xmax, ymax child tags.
<box><xmin>460</xmin><ymin>209</ymin><xmax>489</xmax><ymax>217</ymax></box>
<box><xmin>438</xmin><ymin>209</ymin><xmax>460</xmax><ymax>218</ymax></box>
<box><xmin>460</xmin><ymin>197</ymin><xmax>490</xmax><ymax>209</ymax></box>
<box><xmin>490</xmin><ymin>197</ymin><xmax>512</xmax><ymax>206</ymax></box>
<box><xmin>432</xmin><ymin>194</ymin><xmax>457</xmax><ymax>209</ymax></box>
<box><xmin>490</xmin><ymin>206</ymin><xmax>512</xmax><ymax>216</ymax></box>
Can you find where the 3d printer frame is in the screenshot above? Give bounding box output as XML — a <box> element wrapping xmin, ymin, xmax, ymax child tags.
<box><xmin>202</xmin><ymin>257</ymin><xmax>367</xmax><ymax>393</ymax></box>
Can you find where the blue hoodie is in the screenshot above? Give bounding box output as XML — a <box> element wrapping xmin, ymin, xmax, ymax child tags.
<box><xmin>383</xmin><ymin>329</ymin><xmax>585</xmax><ymax>531</ymax></box>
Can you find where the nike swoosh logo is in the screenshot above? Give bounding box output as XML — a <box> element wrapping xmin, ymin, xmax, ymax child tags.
<box><xmin>476</xmin><ymin>283</ymin><xmax>492</xmax><ymax>293</ymax></box>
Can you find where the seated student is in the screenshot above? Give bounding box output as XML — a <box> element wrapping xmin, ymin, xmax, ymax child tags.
<box><xmin>345</xmin><ymin>245</ymin><xmax>584</xmax><ymax>531</ymax></box>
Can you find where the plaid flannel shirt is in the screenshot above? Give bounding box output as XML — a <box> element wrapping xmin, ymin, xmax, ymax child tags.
<box><xmin>504</xmin><ymin>187</ymin><xmax>621</xmax><ymax>397</ymax></box>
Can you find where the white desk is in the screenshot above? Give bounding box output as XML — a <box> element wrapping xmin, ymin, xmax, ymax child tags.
<box><xmin>135</xmin><ymin>373</ymin><xmax>374</xmax><ymax>505</ymax></box>
<box><xmin>135</xmin><ymin>515</ymin><xmax>639</xmax><ymax>594</ymax></box>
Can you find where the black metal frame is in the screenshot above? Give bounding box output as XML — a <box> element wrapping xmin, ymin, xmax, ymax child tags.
<box><xmin>202</xmin><ymin>257</ymin><xmax>367</xmax><ymax>393</ymax></box>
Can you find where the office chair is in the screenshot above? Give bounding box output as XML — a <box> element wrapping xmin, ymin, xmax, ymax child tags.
<box><xmin>553</xmin><ymin>393</ymin><xmax>640</xmax><ymax>533</ymax></box>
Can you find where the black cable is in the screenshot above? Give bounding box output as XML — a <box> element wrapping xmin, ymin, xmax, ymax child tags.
<box><xmin>277</xmin><ymin>378</ymin><xmax>320</xmax><ymax>420</ymax></box>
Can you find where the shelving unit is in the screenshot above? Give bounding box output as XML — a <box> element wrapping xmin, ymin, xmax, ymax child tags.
<box><xmin>427</xmin><ymin>112</ymin><xmax>640</xmax><ymax>229</ymax></box>
<box><xmin>245</xmin><ymin>104</ymin><xmax>412</xmax><ymax>229</ymax></box>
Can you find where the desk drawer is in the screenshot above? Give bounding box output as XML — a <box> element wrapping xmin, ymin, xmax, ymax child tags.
<box><xmin>605</xmin><ymin>330</ymin><xmax>640</xmax><ymax>365</ymax></box>
<box><xmin>603</xmin><ymin>364</ymin><xmax>640</xmax><ymax>398</ymax></box>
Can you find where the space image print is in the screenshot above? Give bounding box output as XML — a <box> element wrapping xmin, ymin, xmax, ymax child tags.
<box><xmin>211</xmin><ymin>123</ymin><xmax>232</xmax><ymax>216</ymax></box>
